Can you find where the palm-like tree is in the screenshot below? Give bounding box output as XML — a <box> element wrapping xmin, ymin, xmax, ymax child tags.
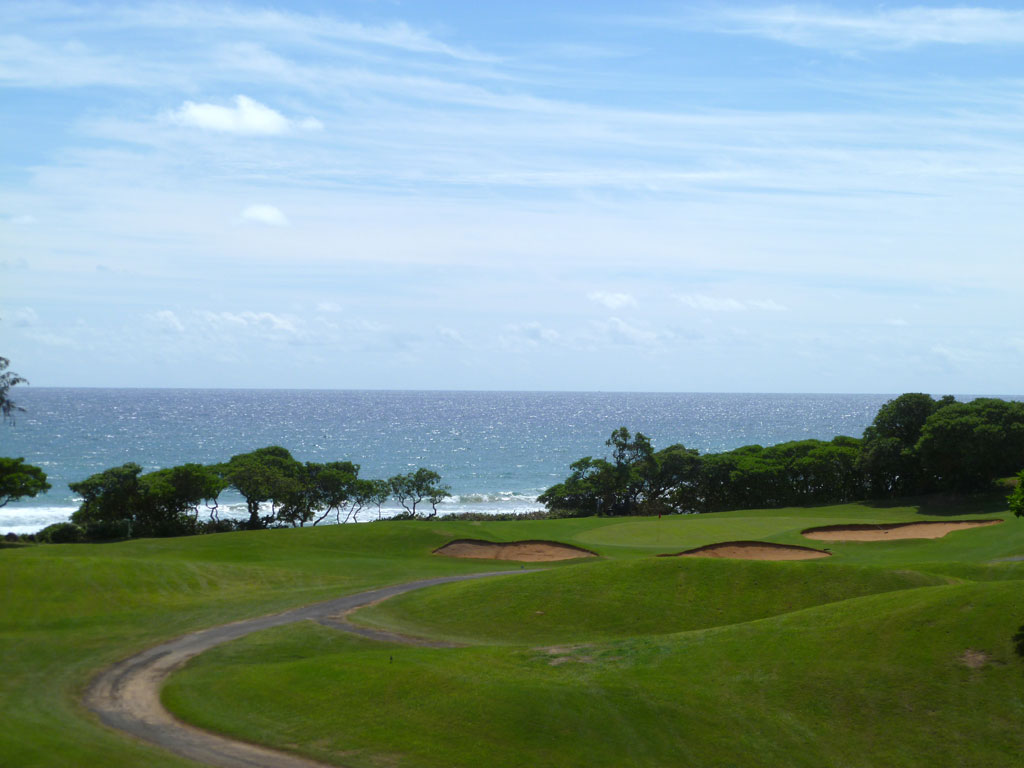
<box><xmin>0</xmin><ymin>357</ymin><xmax>28</xmax><ymax>424</ymax></box>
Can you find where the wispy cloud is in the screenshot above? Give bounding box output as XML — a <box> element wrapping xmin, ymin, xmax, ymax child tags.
<box><xmin>711</xmin><ymin>6</ymin><xmax>1024</xmax><ymax>50</ymax></box>
<box><xmin>109</xmin><ymin>3</ymin><xmax>497</xmax><ymax>62</ymax></box>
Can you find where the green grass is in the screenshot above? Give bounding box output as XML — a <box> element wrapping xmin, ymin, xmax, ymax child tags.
<box><xmin>165</xmin><ymin>581</ymin><xmax>1024</xmax><ymax>768</ymax></box>
<box><xmin>4</xmin><ymin>501</ymin><xmax>1024</xmax><ymax>767</ymax></box>
<box><xmin>0</xmin><ymin>522</ymin><xmax>551</xmax><ymax>767</ymax></box>
<box><xmin>351</xmin><ymin>558</ymin><xmax>949</xmax><ymax>644</ymax></box>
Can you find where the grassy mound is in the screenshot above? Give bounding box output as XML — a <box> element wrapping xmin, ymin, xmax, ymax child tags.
<box><xmin>164</xmin><ymin>580</ymin><xmax>1024</xmax><ymax>768</ymax></box>
<box><xmin>350</xmin><ymin>557</ymin><xmax>947</xmax><ymax>644</ymax></box>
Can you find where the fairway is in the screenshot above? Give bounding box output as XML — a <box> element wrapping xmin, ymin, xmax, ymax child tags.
<box><xmin>4</xmin><ymin>501</ymin><xmax>1024</xmax><ymax>767</ymax></box>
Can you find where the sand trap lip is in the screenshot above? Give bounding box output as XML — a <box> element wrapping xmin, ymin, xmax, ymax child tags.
<box><xmin>802</xmin><ymin>519</ymin><xmax>1002</xmax><ymax>542</ymax></box>
<box><xmin>658</xmin><ymin>540</ymin><xmax>831</xmax><ymax>561</ymax></box>
<box><xmin>434</xmin><ymin>539</ymin><xmax>597</xmax><ymax>562</ymax></box>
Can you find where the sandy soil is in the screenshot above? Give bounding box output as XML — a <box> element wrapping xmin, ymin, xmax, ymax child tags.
<box><xmin>434</xmin><ymin>539</ymin><xmax>597</xmax><ymax>561</ymax></box>
<box><xmin>661</xmin><ymin>540</ymin><xmax>831</xmax><ymax>560</ymax></box>
<box><xmin>802</xmin><ymin>519</ymin><xmax>1002</xmax><ymax>542</ymax></box>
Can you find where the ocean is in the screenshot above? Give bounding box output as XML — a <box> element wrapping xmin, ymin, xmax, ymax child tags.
<box><xmin>0</xmin><ymin>389</ymin><xmax>900</xmax><ymax>534</ymax></box>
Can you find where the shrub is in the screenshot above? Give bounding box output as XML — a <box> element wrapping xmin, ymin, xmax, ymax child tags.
<box><xmin>37</xmin><ymin>522</ymin><xmax>84</xmax><ymax>544</ymax></box>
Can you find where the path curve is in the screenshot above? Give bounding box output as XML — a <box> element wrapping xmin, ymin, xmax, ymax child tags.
<box><xmin>85</xmin><ymin>570</ymin><xmax>530</xmax><ymax>768</ymax></box>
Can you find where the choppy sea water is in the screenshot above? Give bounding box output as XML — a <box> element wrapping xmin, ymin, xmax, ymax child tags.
<box><xmin>1</xmin><ymin>389</ymin><xmax>903</xmax><ymax>534</ymax></box>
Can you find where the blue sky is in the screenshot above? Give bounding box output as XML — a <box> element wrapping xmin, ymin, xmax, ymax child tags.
<box><xmin>2</xmin><ymin>1</ymin><xmax>1023</xmax><ymax>392</ymax></box>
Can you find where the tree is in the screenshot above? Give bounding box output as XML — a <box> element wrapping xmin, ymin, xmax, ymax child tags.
<box><xmin>1006</xmin><ymin>470</ymin><xmax>1024</xmax><ymax>519</ymax></box>
<box><xmin>538</xmin><ymin>455</ymin><xmax>619</xmax><ymax>516</ymax></box>
<box><xmin>0</xmin><ymin>457</ymin><xmax>51</xmax><ymax>507</ymax></box>
<box><xmin>389</xmin><ymin>468</ymin><xmax>449</xmax><ymax>518</ymax></box>
<box><xmin>366</xmin><ymin>478</ymin><xmax>391</xmax><ymax>520</ymax></box>
<box><xmin>140</xmin><ymin>463</ymin><xmax>226</xmax><ymax>534</ymax></box>
<box><xmin>70</xmin><ymin>463</ymin><xmax>145</xmax><ymax>537</ymax></box>
<box><xmin>0</xmin><ymin>356</ymin><xmax>28</xmax><ymax>425</ymax></box>
<box><xmin>223</xmin><ymin>446</ymin><xmax>303</xmax><ymax>529</ymax></box>
<box><xmin>652</xmin><ymin>444</ymin><xmax>702</xmax><ymax>512</ymax></box>
<box><xmin>916</xmin><ymin>399</ymin><xmax>1024</xmax><ymax>492</ymax></box>
<box><xmin>606</xmin><ymin>427</ymin><xmax>656</xmax><ymax>515</ymax></box>
<box><xmin>296</xmin><ymin>461</ymin><xmax>360</xmax><ymax>526</ymax></box>
<box><xmin>858</xmin><ymin>393</ymin><xmax>953</xmax><ymax>496</ymax></box>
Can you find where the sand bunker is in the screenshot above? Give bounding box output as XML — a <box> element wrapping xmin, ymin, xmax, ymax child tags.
<box><xmin>660</xmin><ymin>541</ymin><xmax>831</xmax><ymax>561</ymax></box>
<box><xmin>802</xmin><ymin>519</ymin><xmax>1002</xmax><ymax>542</ymax></box>
<box><xmin>434</xmin><ymin>539</ymin><xmax>598</xmax><ymax>562</ymax></box>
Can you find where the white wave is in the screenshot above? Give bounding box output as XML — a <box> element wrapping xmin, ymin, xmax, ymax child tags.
<box><xmin>0</xmin><ymin>506</ymin><xmax>78</xmax><ymax>535</ymax></box>
<box><xmin>0</xmin><ymin>489</ymin><xmax>547</xmax><ymax>535</ymax></box>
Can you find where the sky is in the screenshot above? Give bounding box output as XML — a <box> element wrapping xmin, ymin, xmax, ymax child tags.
<box><xmin>1</xmin><ymin>1</ymin><xmax>1023</xmax><ymax>393</ymax></box>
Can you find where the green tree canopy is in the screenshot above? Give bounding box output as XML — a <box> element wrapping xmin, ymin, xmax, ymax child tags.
<box><xmin>916</xmin><ymin>399</ymin><xmax>1024</xmax><ymax>492</ymax></box>
<box><xmin>0</xmin><ymin>457</ymin><xmax>51</xmax><ymax>507</ymax></box>
<box><xmin>1008</xmin><ymin>471</ymin><xmax>1024</xmax><ymax>519</ymax></box>
<box><xmin>389</xmin><ymin>468</ymin><xmax>450</xmax><ymax>518</ymax></box>
<box><xmin>223</xmin><ymin>446</ymin><xmax>303</xmax><ymax>529</ymax></box>
<box><xmin>858</xmin><ymin>393</ymin><xmax>954</xmax><ymax>496</ymax></box>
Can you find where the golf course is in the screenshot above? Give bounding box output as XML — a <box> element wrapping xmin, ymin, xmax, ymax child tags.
<box><xmin>4</xmin><ymin>497</ymin><xmax>1023</xmax><ymax>767</ymax></box>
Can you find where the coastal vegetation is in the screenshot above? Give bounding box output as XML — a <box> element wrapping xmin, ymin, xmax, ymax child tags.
<box><xmin>11</xmin><ymin>392</ymin><xmax>1024</xmax><ymax>545</ymax></box>
<box><xmin>540</xmin><ymin>394</ymin><xmax>1024</xmax><ymax>517</ymax></box>
<box><xmin>48</xmin><ymin>447</ymin><xmax>452</xmax><ymax>542</ymax></box>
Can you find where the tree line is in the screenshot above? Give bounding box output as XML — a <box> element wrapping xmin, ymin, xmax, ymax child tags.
<box><xmin>539</xmin><ymin>394</ymin><xmax>1024</xmax><ymax>517</ymax></box>
<box><xmin>38</xmin><ymin>446</ymin><xmax>450</xmax><ymax>542</ymax></box>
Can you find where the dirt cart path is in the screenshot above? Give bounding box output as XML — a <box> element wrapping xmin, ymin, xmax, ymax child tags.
<box><xmin>85</xmin><ymin>570</ymin><xmax>528</xmax><ymax>768</ymax></box>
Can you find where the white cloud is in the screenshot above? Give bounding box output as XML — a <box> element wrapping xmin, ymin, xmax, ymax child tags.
<box><xmin>198</xmin><ymin>311</ymin><xmax>299</xmax><ymax>338</ymax></box>
<box><xmin>243</xmin><ymin>312</ymin><xmax>294</xmax><ymax>331</ymax></box>
<box><xmin>676</xmin><ymin>294</ymin><xmax>788</xmax><ymax>313</ymax></box>
<box><xmin>714</xmin><ymin>6</ymin><xmax>1024</xmax><ymax>50</ymax></box>
<box><xmin>317</xmin><ymin>301</ymin><xmax>343</xmax><ymax>313</ymax></box>
<box><xmin>437</xmin><ymin>326</ymin><xmax>467</xmax><ymax>345</ymax></box>
<box><xmin>886</xmin><ymin>317</ymin><xmax>910</xmax><ymax>327</ymax></box>
<box><xmin>168</xmin><ymin>95</ymin><xmax>320</xmax><ymax>135</ymax></box>
<box><xmin>241</xmin><ymin>204</ymin><xmax>289</xmax><ymax>227</ymax></box>
<box><xmin>588</xmin><ymin>291</ymin><xmax>636</xmax><ymax>310</ymax></box>
<box><xmin>502</xmin><ymin>322</ymin><xmax>560</xmax><ymax>348</ymax></box>
<box><xmin>747</xmin><ymin>299</ymin><xmax>788</xmax><ymax>312</ymax></box>
<box><xmin>25</xmin><ymin>330</ymin><xmax>74</xmax><ymax>347</ymax></box>
<box><xmin>10</xmin><ymin>307</ymin><xmax>39</xmax><ymax>327</ymax></box>
<box><xmin>676</xmin><ymin>294</ymin><xmax>747</xmax><ymax>312</ymax></box>
<box><xmin>602</xmin><ymin>316</ymin><xmax>659</xmax><ymax>346</ymax></box>
<box><xmin>149</xmin><ymin>309</ymin><xmax>184</xmax><ymax>332</ymax></box>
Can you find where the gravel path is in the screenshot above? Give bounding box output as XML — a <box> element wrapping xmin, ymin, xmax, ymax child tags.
<box><xmin>85</xmin><ymin>570</ymin><xmax>529</xmax><ymax>768</ymax></box>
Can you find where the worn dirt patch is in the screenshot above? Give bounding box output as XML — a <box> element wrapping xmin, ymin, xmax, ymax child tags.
<box><xmin>802</xmin><ymin>519</ymin><xmax>1002</xmax><ymax>542</ymax></box>
<box><xmin>434</xmin><ymin>539</ymin><xmax>598</xmax><ymax>562</ymax></box>
<box><xmin>659</xmin><ymin>540</ymin><xmax>831</xmax><ymax>561</ymax></box>
<box><xmin>539</xmin><ymin>645</ymin><xmax>596</xmax><ymax>666</ymax></box>
<box><xmin>959</xmin><ymin>649</ymin><xmax>992</xmax><ymax>669</ymax></box>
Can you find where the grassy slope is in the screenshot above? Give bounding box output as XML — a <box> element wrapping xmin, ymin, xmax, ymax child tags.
<box><xmin>0</xmin><ymin>521</ymin><xmax>561</xmax><ymax>767</ymax></box>
<box><xmin>351</xmin><ymin>558</ymin><xmax>949</xmax><ymax>644</ymax></box>
<box><xmin>5</xmin><ymin>501</ymin><xmax>1023</xmax><ymax>767</ymax></box>
<box><xmin>164</xmin><ymin>582</ymin><xmax>1024</xmax><ymax>768</ymax></box>
<box><xmin>163</xmin><ymin>502</ymin><xmax>1024</xmax><ymax>768</ymax></box>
